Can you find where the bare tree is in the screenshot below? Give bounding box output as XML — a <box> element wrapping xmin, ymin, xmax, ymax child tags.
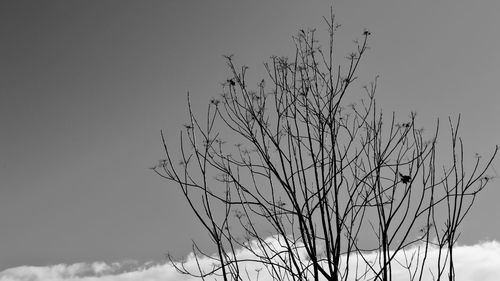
<box><xmin>154</xmin><ymin>10</ymin><xmax>498</xmax><ymax>281</ymax></box>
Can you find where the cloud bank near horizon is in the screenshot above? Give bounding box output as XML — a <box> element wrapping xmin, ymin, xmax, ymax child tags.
<box><xmin>2</xmin><ymin>239</ymin><xmax>500</xmax><ymax>281</ymax></box>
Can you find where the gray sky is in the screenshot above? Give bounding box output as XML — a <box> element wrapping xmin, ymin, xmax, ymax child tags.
<box><xmin>1</xmin><ymin>0</ymin><xmax>499</xmax><ymax>272</ymax></box>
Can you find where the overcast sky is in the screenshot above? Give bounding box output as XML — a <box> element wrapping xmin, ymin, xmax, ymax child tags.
<box><xmin>1</xmin><ymin>0</ymin><xmax>499</xmax><ymax>277</ymax></box>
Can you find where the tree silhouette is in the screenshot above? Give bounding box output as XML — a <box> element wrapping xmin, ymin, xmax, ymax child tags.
<box><xmin>154</xmin><ymin>10</ymin><xmax>498</xmax><ymax>281</ymax></box>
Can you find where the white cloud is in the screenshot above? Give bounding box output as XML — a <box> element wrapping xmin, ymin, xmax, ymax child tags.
<box><xmin>1</xmin><ymin>239</ymin><xmax>499</xmax><ymax>281</ymax></box>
